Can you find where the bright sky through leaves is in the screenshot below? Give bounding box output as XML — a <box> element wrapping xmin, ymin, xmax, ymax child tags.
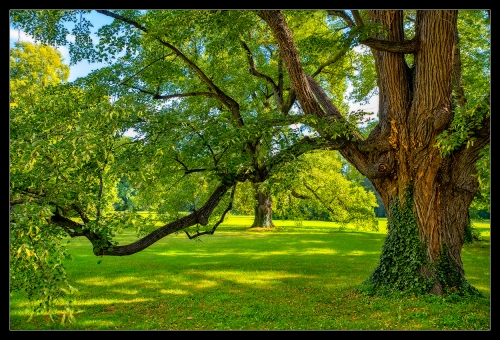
<box><xmin>9</xmin><ymin>10</ymin><xmax>378</xmax><ymax>114</ymax></box>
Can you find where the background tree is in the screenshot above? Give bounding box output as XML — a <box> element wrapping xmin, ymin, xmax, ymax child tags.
<box><xmin>10</xmin><ymin>41</ymin><xmax>70</xmax><ymax>108</ymax></box>
<box><xmin>9</xmin><ymin>42</ymin><xmax>161</xmax><ymax>318</ymax></box>
<box><xmin>10</xmin><ymin>10</ymin><xmax>489</xmax><ymax>316</ymax></box>
<box><xmin>270</xmin><ymin>150</ymin><xmax>378</xmax><ymax>230</ymax></box>
<box><xmin>114</xmin><ymin>176</ymin><xmax>138</xmax><ymax>211</ymax></box>
<box><xmin>232</xmin><ymin>149</ymin><xmax>378</xmax><ymax>229</ymax></box>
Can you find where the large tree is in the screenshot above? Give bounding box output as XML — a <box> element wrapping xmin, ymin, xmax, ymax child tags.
<box><xmin>10</xmin><ymin>9</ymin><xmax>489</xmax><ymax>315</ymax></box>
<box><xmin>259</xmin><ymin>10</ymin><xmax>489</xmax><ymax>296</ymax></box>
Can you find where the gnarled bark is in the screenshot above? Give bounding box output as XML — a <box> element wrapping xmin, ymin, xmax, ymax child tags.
<box><xmin>260</xmin><ymin>10</ymin><xmax>489</xmax><ymax>295</ymax></box>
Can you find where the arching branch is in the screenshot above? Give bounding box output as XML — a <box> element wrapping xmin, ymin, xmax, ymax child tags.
<box><xmin>50</xmin><ymin>182</ymin><xmax>234</xmax><ymax>256</ymax></box>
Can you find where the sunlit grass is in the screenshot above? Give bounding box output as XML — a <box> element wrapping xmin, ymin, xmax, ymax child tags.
<box><xmin>10</xmin><ymin>216</ymin><xmax>490</xmax><ymax>330</ymax></box>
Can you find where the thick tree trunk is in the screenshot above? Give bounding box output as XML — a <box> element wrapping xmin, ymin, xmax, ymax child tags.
<box><xmin>261</xmin><ymin>10</ymin><xmax>489</xmax><ymax>296</ymax></box>
<box><xmin>365</xmin><ymin>10</ymin><xmax>484</xmax><ymax>295</ymax></box>
<box><xmin>250</xmin><ymin>183</ymin><xmax>275</xmax><ymax>229</ymax></box>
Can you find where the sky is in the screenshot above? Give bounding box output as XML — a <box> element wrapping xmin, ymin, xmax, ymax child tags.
<box><xmin>10</xmin><ymin>10</ymin><xmax>378</xmax><ymax>114</ymax></box>
<box><xmin>9</xmin><ymin>11</ymin><xmax>114</xmax><ymax>82</ymax></box>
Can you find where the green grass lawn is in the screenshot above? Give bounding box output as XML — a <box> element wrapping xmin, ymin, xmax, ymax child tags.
<box><xmin>9</xmin><ymin>216</ymin><xmax>490</xmax><ymax>330</ymax></box>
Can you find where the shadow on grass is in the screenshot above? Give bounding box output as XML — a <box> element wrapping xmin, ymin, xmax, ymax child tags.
<box><xmin>10</xmin><ymin>230</ymin><xmax>490</xmax><ymax>330</ymax></box>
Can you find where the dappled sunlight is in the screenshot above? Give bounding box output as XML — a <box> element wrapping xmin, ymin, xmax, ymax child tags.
<box><xmin>297</xmin><ymin>239</ymin><xmax>328</xmax><ymax>244</ymax></box>
<box><xmin>344</xmin><ymin>250</ymin><xmax>379</xmax><ymax>256</ymax></box>
<box><xmin>10</xmin><ymin>297</ymin><xmax>151</xmax><ymax>311</ymax></box>
<box><xmin>153</xmin><ymin>247</ymin><xmax>340</xmax><ymax>258</ymax></box>
<box><xmin>179</xmin><ymin>278</ymin><xmax>219</xmax><ymax>290</ymax></box>
<box><xmin>110</xmin><ymin>288</ymin><xmax>143</xmax><ymax>295</ymax></box>
<box><xmin>76</xmin><ymin>276</ymin><xmax>160</xmax><ymax>288</ymax></box>
<box><xmin>76</xmin><ymin>276</ymin><xmax>140</xmax><ymax>286</ymax></box>
<box><xmin>469</xmin><ymin>282</ymin><xmax>489</xmax><ymax>291</ymax></box>
<box><xmin>9</xmin><ymin>306</ymin><xmax>37</xmax><ymax>317</ymax></box>
<box><xmin>71</xmin><ymin>297</ymin><xmax>151</xmax><ymax>307</ymax></box>
<box><xmin>77</xmin><ymin>320</ymin><xmax>118</xmax><ymax>328</ymax></box>
<box><xmin>200</xmin><ymin>270</ymin><xmax>303</xmax><ymax>287</ymax></box>
<box><xmin>159</xmin><ymin>288</ymin><xmax>190</xmax><ymax>295</ymax></box>
<box><xmin>294</xmin><ymin>248</ymin><xmax>339</xmax><ymax>256</ymax></box>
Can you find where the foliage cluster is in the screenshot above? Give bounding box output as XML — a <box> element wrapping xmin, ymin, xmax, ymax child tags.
<box><xmin>270</xmin><ymin>150</ymin><xmax>379</xmax><ymax>230</ymax></box>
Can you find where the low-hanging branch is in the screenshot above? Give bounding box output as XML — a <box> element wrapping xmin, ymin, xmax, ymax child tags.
<box><xmin>50</xmin><ymin>181</ymin><xmax>235</xmax><ymax>256</ymax></box>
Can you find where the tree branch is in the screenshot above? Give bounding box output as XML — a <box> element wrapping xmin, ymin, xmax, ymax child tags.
<box><xmin>118</xmin><ymin>54</ymin><xmax>172</xmax><ymax>86</ymax></box>
<box><xmin>173</xmin><ymin>156</ymin><xmax>207</xmax><ymax>175</ymax></box>
<box><xmin>91</xmin><ymin>182</ymin><xmax>233</xmax><ymax>256</ymax></box>
<box><xmin>97</xmin><ymin>9</ymin><xmax>245</xmax><ymax>127</ymax></box>
<box><xmin>326</xmin><ymin>10</ymin><xmax>355</xmax><ymax>27</ymax></box>
<box><xmin>185</xmin><ymin>184</ymin><xmax>237</xmax><ymax>239</ymax></box>
<box><xmin>350</xmin><ymin>10</ymin><xmax>365</xmax><ymax>27</ymax></box>
<box><xmin>359</xmin><ymin>37</ymin><xmax>419</xmax><ymax>54</ymax></box>
<box><xmin>290</xmin><ymin>189</ymin><xmax>311</xmax><ymax>200</ymax></box>
<box><xmin>265</xmin><ymin>136</ymin><xmax>346</xmax><ymax>174</ymax></box>
<box><xmin>128</xmin><ymin>85</ymin><xmax>219</xmax><ymax>101</ymax></box>
<box><xmin>257</xmin><ymin>10</ymin><xmax>326</xmax><ymax>119</ymax></box>
<box><xmin>71</xmin><ymin>203</ymin><xmax>91</xmax><ymax>224</ymax></box>
<box><xmin>153</xmin><ymin>91</ymin><xmax>219</xmax><ymax>100</ymax></box>
<box><xmin>311</xmin><ymin>50</ymin><xmax>347</xmax><ymax>78</ymax></box>
<box><xmin>241</xmin><ymin>41</ymin><xmax>284</xmax><ymax>111</ymax></box>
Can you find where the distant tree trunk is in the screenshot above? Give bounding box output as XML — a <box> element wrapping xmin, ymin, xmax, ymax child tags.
<box><xmin>250</xmin><ymin>183</ymin><xmax>275</xmax><ymax>228</ymax></box>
